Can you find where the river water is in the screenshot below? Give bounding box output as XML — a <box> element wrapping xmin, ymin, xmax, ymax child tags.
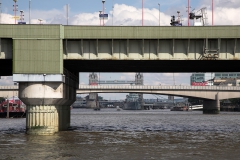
<box><xmin>1</xmin><ymin>108</ymin><xmax>240</xmax><ymax>160</ymax></box>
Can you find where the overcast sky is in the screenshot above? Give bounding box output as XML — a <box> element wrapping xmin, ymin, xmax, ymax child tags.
<box><xmin>0</xmin><ymin>0</ymin><xmax>239</xmax><ymax>100</ymax></box>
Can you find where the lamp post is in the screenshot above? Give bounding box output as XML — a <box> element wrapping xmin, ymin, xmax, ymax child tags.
<box><xmin>102</xmin><ymin>0</ymin><xmax>105</xmax><ymax>26</ymax></box>
<box><xmin>29</xmin><ymin>0</ymin><xmax>31</xmax><ymax>24</ymax></box>
<box><xmin>212</xmin><ymin>0</ymin><xmax>214</xmax><ymax>26</ymax></box>
<box><xmin>99</xmin><ymin>10</ymin><xmax>102</xmax><ymax>26</ymax></box>
<box><xmin>158</xmin><ymin>3</ymin><xmax>160</xmax><ymax>26</ymax></box>
<box><xmin>112</xmin><ymin>0</ymin><xmax>114</xmax><ymax>26</ymax></box>
<box><xmin>0</xmin><ymin>0</ymin><xmax>2</xmax><ymax>24</ymax></box>
<box><xmin>20</xmin><ymin>10</ymin><xmax>24</xmax><ymax>22</ymax></box>
<box><xmin>142</xmin><ymin>0</ymin><xmax>144</xmax><ymax>26</ymax></box>
<box><xmin>6</xmin><ymin>96</ymin><xmax>9</xmax><ymax>118</ymax></box>
<box><xmin>66</xmin><ymin>4</ymin><xmax>69</xmax><ymax>25</ymax></box>
<box><xmin>13</xmin><ymin>0</ymin><xmax>18</xmax><ymax>24</ymax></box>
<box><xmin>188</xmin><ymin>0</ymin><xmax>190</xmax><ymax>26</ymax></box>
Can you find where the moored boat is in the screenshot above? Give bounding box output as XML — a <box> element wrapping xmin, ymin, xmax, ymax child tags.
<box><xmin>170</xmin><ymin>106</ymin><xmax>188</xmax><ymax>111</ymax></box>
<box><xmin>123</xmin><ymin>93</ymin><xmax>142</xmax><ymax>110</ymax></box>
<box><xmin>0</xmin><ymin>97</ymin><xmax>26</xmax><ymax>118</ymax></box>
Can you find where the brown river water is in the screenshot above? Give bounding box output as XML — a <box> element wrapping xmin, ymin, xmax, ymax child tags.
<box><xmin>1</xmin><ymin>108</ymin><xmax>240</xmax><ymax>160</ymax></box>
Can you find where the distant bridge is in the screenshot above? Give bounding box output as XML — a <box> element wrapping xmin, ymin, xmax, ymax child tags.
<box><xmin>0</xmin><ymin>86</ymin><xmax>18</xmax><ymax>98</ymax></box>
<box><xmin>2</xmin><ymin>85</ymin><xmax>240</xmax><ymax>100</ymax></box>
<box><xmin>77</xmin><ymin>85</ymin><xmax>240</xmax><ymax>100</ymax></box>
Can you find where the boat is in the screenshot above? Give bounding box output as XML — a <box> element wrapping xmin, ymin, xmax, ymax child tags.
<box><xmin>0</xmin><ymin>97</ymin><xmax>26</xmax><ymax>118</ymax></box>
<box><xmin>170</xmin><ymin>106</ymin><xmax>188</xmax><ymax>111</ymax></box>
<box><xmin>93</xmin><ymin>107</ymin><xmax>101</xmax><ymax>111</ymax></box>
<box><xmin>116</xmin><ymin>106</ymin><xmax>121</xmax><ymax>111</ymax></box>
<box><xmin>123</xmin><ymin>93</ymin><xmax>142</xmax><ymax>110</ymax></box>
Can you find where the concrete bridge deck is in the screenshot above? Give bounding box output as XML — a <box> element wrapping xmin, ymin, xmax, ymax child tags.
<box><xmin>1</xmin><ymin>25</ymin><xmax>240</xmax><ymax>75</ymax></box>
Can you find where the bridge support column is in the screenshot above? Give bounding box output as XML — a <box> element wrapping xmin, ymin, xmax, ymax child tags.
<box><xmin>87</xmin><ymin>93</ymin><xmax>99</xmax><ymax>109</ymax></box>
<box><xmin>26</xmin><ymin>105</ymin><xmax>71</xmax><ymax>135</ymax></box>
<box><xmin>19</xmin><ymin>82</ymin><xmax>76</xmax><ymax>135</ymax></box>
<box><xmin>14</xmin><ymin>73</ymin><xmax>77</xmax><ymax>135</ymax></box>
<box><xmin>203</xmin><ymin>94</ymin><xmax>220</xmax><ymax>114</ymax></box>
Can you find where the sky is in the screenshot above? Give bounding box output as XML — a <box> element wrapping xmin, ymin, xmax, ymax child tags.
<box><xmin>0</xmin><ymin>0</ymin><xmax>240</xmax><ymax>100</ymax></box>
<box><xmin>1</xmin><ymin>0</ymin><xmax>239</xmax><ymax>25</ymax></box>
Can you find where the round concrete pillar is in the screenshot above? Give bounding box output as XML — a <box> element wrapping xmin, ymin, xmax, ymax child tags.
<box><xmin>19</xmin><ymin>82</ymin><xmax>75</xmax><ymax>135</ymax></box>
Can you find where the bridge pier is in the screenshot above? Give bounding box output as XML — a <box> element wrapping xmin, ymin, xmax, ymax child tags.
<box><xmin>87</xmin><ymin>93</ymin><xmax>99</xmax><ymax>109</ymax></box>
<box><xmin>26</xmin><ymin>105</ymin><xmax>71</xmax><ymax>135</ymax></box>
<box><xmin>19</xmin><ymin>82</ymin><xmax>76</xmax><ymax>135</ymax></box>
<box><xmin>14</xmin><ymin>73</ymin><xmax>77</xmax><ymax>135</ymax></box>
<box><xmin>203</xmin><ymin>94</ymin><xmax>220</xmax><ymax>114</ymax></box>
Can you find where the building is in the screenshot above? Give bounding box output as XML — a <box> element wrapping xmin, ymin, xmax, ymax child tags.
<box><xmin>214</xmin><ymin>73</ymin><xmax>240</xmax><ymax>79</ymax></box>
<box><xmin>190</xmin><ymin>72</ymin><xmax>240</xmax><ymax>86</ymax></box>
<box><xmin>214</xmin><ymin>73</ymin><xmax>240</xmax><ymax>86</ymax></box>
<box><xmin>190</xmin><ymin>73</ymin><xmax>213</xmax><ymax>86</ymax></box>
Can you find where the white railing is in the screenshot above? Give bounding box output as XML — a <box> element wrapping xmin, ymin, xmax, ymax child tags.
<box><xmin>0</xmin><ymin>86</ymin><xmax>18</xmax><ymax>90</ymax></box>
<box><xmin>3</xmin><ymin>85</ymin><xmax>239</xmax><ymax>91</ymax></box>
<box><xmin>78</xmin><ymin>85</ymin><xmax>240</xmax><ymax>91</ymax></box>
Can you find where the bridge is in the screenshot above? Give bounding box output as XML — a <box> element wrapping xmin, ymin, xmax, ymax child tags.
<box><xmin>77</xmin><ymin>85</ymin><xmax>240</xmax><ymax>100</ymax></box>
<box><xmin>1</xmin><ymin>24</ymin><xmax>240</xmax><ymax>135</ymax></box>
<box><xmin>3</xmin><ymin>84</ymin><xmax>239</xmax><ymax>101</ymax></box>
<box><xmin>2</xmin><ymin>84</ymin><xmax>239</xmax><ymax>111</ymax></box>
<box><xmin>1</xmin><ymin>25</ymin><xmax>240</xmax><ymax>75</ymax></box>
<box><xmin>76</xmin><ymin>84</ymin><xmax>240</xmax><ymax>115</ymax></box>
<box><xmin>0</xmin><ymin>86</ymin><xmax>18</xmax><ymax>98</ymax></box>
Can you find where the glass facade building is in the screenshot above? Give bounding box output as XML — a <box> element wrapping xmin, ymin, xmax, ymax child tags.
<box><xmin>190</xmin><ymin>73</ymin><xmax>240</xmax><ymax>86</ymax></box>
<box><xmin>215</xmin><ymin>73</ymin><xmax>240</xmax><ymax>79</ymax></box>
<box><xmin>190</xmin><ymin>73</ymin><xmax>213</xmax><ymax>85</ymax></box>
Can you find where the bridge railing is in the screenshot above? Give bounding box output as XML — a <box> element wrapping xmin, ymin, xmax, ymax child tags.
<box><xmin>0</xmin><ymin>86</ymin><xmax>19</xmax><ymax>90</ymax></box>
<box><xmin>78</xmin><ymin>85</ymin><xmax>240</xmax><ymax>91</ymax></box>
<box><xmin>0</xmin><ymin>85</ymin><xmax>240</xmax><ymax>91</ymax></box>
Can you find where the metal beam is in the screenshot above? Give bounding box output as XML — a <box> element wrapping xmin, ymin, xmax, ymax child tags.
<box><xmin>127</xmin><ymin>39</ymin><xmax>129</xmax><ymax>56</ymax></box>
<box><xmin>172</xmin><ymin>39</ymin><xmax>175</xmax><ymax>55</ymax></box>
<box><xmin>81</xmin><ymin>39</ymin><xmax>83</xmax><ymax>56</ymax></box>
<box><xmin>142</xmin><ymin>39</ymin><xmax>144</xmax><ymax>55</ymax></box>
<box><xmin>218</xmin><ymin>38</ymin><xmax>221</xmax><ymax>53</ymax></box>
<box><xmin>187</xmin><ymin>39</ymin><xmax>190</xmax><ymax>55</ymax></box>
<box><xmin>234</xmin><ymin>38</ymin><xmax>237</xmax><ymax>56</ymax></box>
<box><xmin>0</xmin><ymin>38</ymin><xmax>1</xmax><ymax>57</ymax></box>
<box><xmin>112</xmin><ymin>39</ymin><xmax>114</xmax><ymax>55</ymax></box>
<box><xmin>96</xmin><ymin>39</ymin><xmax>98</xmax><ymax>57</ymax></box>
<box><xmin>65</xmin><ymin>39</ymin><xmax>68</xmax><ymax>55</ymax></box>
